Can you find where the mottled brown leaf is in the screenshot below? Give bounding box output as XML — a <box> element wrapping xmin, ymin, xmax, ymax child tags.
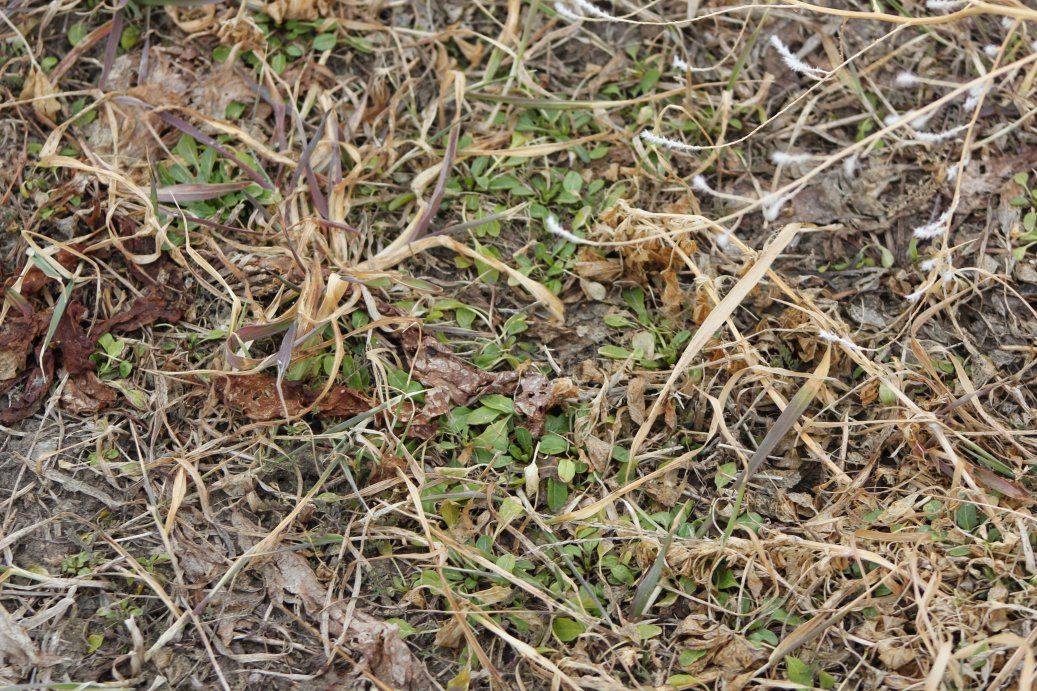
<box><xmin>0</xmin><ymin>311</ymin><xmax>49</xmax><ymax>388</ymax></box>
<box><xmin>61</xmin><ymin>372</ymin><xmax>116</xmax><ymax>414</ymax></box>
<box><xmin>91</xmin><ymin>289</ymin><xmax>183</xmax><ymax>338</ymax></box>
<box><xmin>54</xmin><ymin>302</ymin><xmax>96</xmax><ymax>375</ymax></box>
<box><xmin>514</xmin><ymin>369</ymin><xmax>554</xmax><ymax>437</ymax></box>
<box><xmin>233</xmin><ymin>514</ymin><xmax>429</xmax><ymax>690</ymax></box>
<box><xmin>0</xmin><ymin>350</ymin><xmax>54</xmax><ymax>424</ymax></box>
<box><xmin>217</xmin><ymin>373</ymin><xmax>371</xmax><ymax>421</ymax></box>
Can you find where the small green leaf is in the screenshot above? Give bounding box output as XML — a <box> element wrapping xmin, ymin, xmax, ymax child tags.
<box><xmin>562</xmin><ymin>170</ymin><xmax>583</xmax><ymax>195</ymax></box>
<box><xmin>557</xmin><ymin>458</ymin><xmax>576</xmax><ymax>483</ymax></box>
<box><xmin>666</xmin><ymin>674</ymin><xmax>701</xmax><ymax>689</ymax></box>
<box><xmin>68</xmin><ymin>23</ymin><xmax>88</xmax><ymax>47</ymax></box>
<box><xmin>547</xmin><ymin>478</ymin><xmax>568</xmax><ymax>512</ymax></box>
<box><xmin>551</xmin><ymin>617</ymin><xmax>585</xmax><ymax>642</ymax></box>
<box><xmin>313</xmin><ymin>32</ymin><xmax>336</xmax><ymax>51</ymax></box>
<box><xmin>879</xmin><ymin>245</ymin><xmax>894</xmax><ymax>268</ymax></box>
<box><xmin>86</xmin><ymin>633</ymin><xmax>104</xmax><ymax>653</ymax></box>
<box><xmin>481</xmin><ymin>394</ymin><xmax>514</xmax><ymax>414</ymax></box>
<box><xmin>955</xmin><ymin>503</ymin><xmax>979</xmax><ymax>532</ymax></box>
<box><xmin>539</xmin><ymin>433</ymin><xmax>568</xmax><ymax>455</ymax></box>
<box><xmin>604</xmin><ymin>315</ymin><xmax>633</xmax><ymax>330</ymax></box>
<box><xmin>385</xmin><ymin>618</ymin><xmax>418</xmax><ymax>638</ymax></box>
<box><xmin>636</xmin><ymin>623</ymin><xmax>663</xmax><ymax>640</ymax></box>
<box><xmin>498</xmin><ymin>496</ymin><xmax>523</xmax><ymax>525</ymax></box>
<box><xmin>109</xmin><ymin>380</ymin><xmax>148</xmax><ymax>410</ymax></box>
<box><xmin>785</xmin><ymin>656</ymin><xmax>814</xmax><ymax>687</ymax></box>
<box><xmin>712</xmin><ymin>564</ymin><xmax>738</xmax><ymax>590</ymax></box>
<box><xmin>715</xmin><ymin>462</ymin><xmax>738</xmax><ymax>489</ymax></box>
<box><xmin>878</xmin><ymin>383</ymin><xmax>897</xmax><ymax>406</ymax></box>
<box><xmin>466</xmin><ymin>406</ymin><xmax>501</xmax><ymax>426</ymax></box>
<box><xmin>598</xmin><ymin>345</ymin><xmax>631</xmax><ymax>359</ymax></box>
<box><xmin>679</xmin><ymin>649</ymin><xmax>707</xmax><ymax>667</ymax></box>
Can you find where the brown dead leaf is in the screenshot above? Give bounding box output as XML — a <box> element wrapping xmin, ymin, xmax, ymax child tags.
<box><xmin>627</xmin><ymin>376</ymin><xmax>646</xmax><ymax>425</ymax></box>
<box><xmin>661</xmin><ymin>268</ymin><xmax>683</xmax><ymax>315</ymax></box>
<box><xmin>54</xmin><ymin>302</ymin><xmax>96</xmax><ymax>375</ymax></box>
<box><xmin>0</xmin><ymin>602</ymin><xmax>46</xmax><ymax>684</ymax></box>
<box><xmin>20</xmin><ymin>67</ymin><xmax>61</xmax><ymax>119</ymax></box>
<box><xmin>262</xmin><ymin>0</ymin><xmax>329</xmax><ymax>23</ymax></box>
<box><xmin>398</xmin><ymin>327</ymin><xmax>519</xmax><ymax>403</ymax></box>
<box><xmin>61</xmin><ymin>372</ymin><xmax>116</xmax><ymax>414</ymax></box>
<box><xmin>233</xmin><ymin>515</ymin><xmax>429</xmax><ymax>690</ymax></box>
<box><xmin>190</xmin><ymin>66</ymin><xmax>255</xmax><ymax>121</ymax></box>
<box><xmin>218</xmin><ymin>373</ymin><xmax>372</xmax><ymax>421</ymax></box>
<box><xmin>368</xmin><ymin>454</ymin><xmax>408</xmax><ymax>485</ymax></box>
<box><xmin>514</xmin><ymin>369</ymin><xmax>554</xmax><ymax>437</ymax></box>
<box><xmin>0</xmin><ymin>350</ymin><xmax>54</xmax><ymax>424</ymax></box>
<box><xmin>311</xmin><ymin>384</ymin><xmax>374</xmax><ymax>418</ymax></box>
<box><xmin>91</xmin><ymin>289</ymin><xmax>183</xmax><ymax>338</ymax></box>
<box><xmin>386</xmin><ymin>326</ymin><xmax>521</xmax><ymax>436</ymax></box>
<box><xmin>583</xmin><ymin>435</ymin><xmax>612</xmax><ymax>473</ymax></box>
<box><xmin>434</xmin><ymin>617</ymin><xmax>466</xmax><ymax>649</ymax></box>
<box><xmin>644</xmin><ymin>469</ymin><xmax>685</xmax><ymax>507</ymax></box>
<box><xmin>0</xmin><ymin>311</ymin><xmax>49</xmax><ymax>387</ymax></box>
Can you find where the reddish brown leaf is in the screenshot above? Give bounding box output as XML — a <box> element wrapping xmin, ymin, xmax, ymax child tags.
<box><xmin>54</xmin><ymin>302</ymin><xmax>96</xmax><ymax>375</ymax></box>
<box><xmin>91</xmin><ymin>289</ymin><xmax>183</xmax><ymax>337</ymax></box>
<box><xmin>394</xmin><ymin>327</ymin><xmax>519</xmax><ymax>405</ymax></box>
<box><xmin>310</xmin><ymin>384</ymin><xmax>373</xmax><ymax>418</ymax></box>
<box><xmin>61</xmin><ymin>372</ymin><xmax>116</xmax><ymax>414</ymax></box>
<box><xmin>386</xmin><ymin>326</ymin><xmax>524</xmax><ymax>438</ymax></box>
<box><xmin>0</xmin><ymin>350</ymin><xmax>54</xmax><ymax>424</ymax></box>
<box><xmin>217</xmin><ymin>373</ymin><xmax>371</xmax><ymax>421</ymax></box>
<box><xmin>0</xmin><ymin>311</ymin><xmax>50</xmax><ymax>389</ymax></box>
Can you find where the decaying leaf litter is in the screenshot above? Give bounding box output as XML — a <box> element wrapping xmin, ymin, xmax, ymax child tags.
<box><xmin>2</xmin><ymin>0</ymin><xmax>1037</xmax><ymax>687</ymax></box>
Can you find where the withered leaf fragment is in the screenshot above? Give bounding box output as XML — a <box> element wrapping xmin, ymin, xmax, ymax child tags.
<box><xmin>218</xmin><ymin>373</ymin><xmax>372</xmax><ymax>421</ymax></box>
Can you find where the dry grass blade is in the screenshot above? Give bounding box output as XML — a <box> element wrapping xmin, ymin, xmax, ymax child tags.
<box><xmin>629</xmin><ymin>223</ymin><xmax>804</xmax><ymax>461</ymax></box>
<box><xmin>10</xmin><ymin>1</ymin><xmax>1037</xmax><ymax>687</ymax></box>
<box><xmin>722</xmin><ymin>345</ymin><xmax>832</xmax><ymax>545</ymax></box>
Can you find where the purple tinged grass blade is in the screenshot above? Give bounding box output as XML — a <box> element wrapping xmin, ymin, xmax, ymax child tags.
<box><xmin>289</xmin><ymin>110</ymin><xmax>330</xmax><ymax>193</ymax></box>
<box><xmin>157</xmin><ymin>206</ymin><xmax>263</xmax><ymax>235</ymax></box>
<box><xmin>407</xmin><ymin>123</ymin><xmax>460</xmax><ymax>243</ymax></box>
<box><xmin>328</xmin><ymin>115</ymin><xmax>343</xmax><ymax>187</ymax></box>
<box><xmin>305</xmin><ymin>165</ymin><xmax>329</xmax><ymax>219</ymax></box>
<box><xmin>274</xmin><ymin>319</ymin><xmax>298</xmax><ymax>418</ymax></box>
<box><xmin>225</xmin><ymin>318</ymin><xmax>293</xmax><ymax>368</ymax></box>
<box><xmin>316</xmin><ymin>218</ymin><xmax>359</xmax><ymax>234</ymax></box>
<box><xmin>98</xmin><ymin>0</ymin><xmax>126</xmax><ymax>90</ymax></box>
<box><xmin>114</xmin><ymin>96</ymin><xmax>274</xmax><ymax>190</ymax></box>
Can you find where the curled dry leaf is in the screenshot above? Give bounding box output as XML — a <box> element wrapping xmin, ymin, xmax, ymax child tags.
<box><xmin>514</xmin><ymin>369</ymin><xmax>556</xmax><ymax>437</ymax></box>
<box><xmin>0</xmin><ymin>350</ymin><xmax>54</xmax><ymax>424</ymax></box>
<box><xmin>388</xmin><ymin>326</ymin><xmax>518</xmax><ymax>436</ymax></box>
<box><xmin>54</xmin><ymin>302</ymin><xmax>96</xmax><ymax>375</ymax></box>
<box><xmin>398</xmin><ymin>327</ymin><xmax>519</xmax><ymax>404</ymax></box>
<box><xmin>90</xmin><ymin>288</ymin><xmax>184</xmax><ymax>338</ymax></box>
<box><xmin>217</xmin><ymin>373</ymin><xmax>372</xmax><ymax>421</ymax></box>
<box><xmin>262</xmin><ymin>0</ymin><xmax>329</xmax><ymax>23</ymax></box>
<box><xmin>61</xmin><ymin>371</ymin><xmax>116</xmax><ymax>414</ymax></box>
<box><xmin>20</xmin><ymin>67</ymin><xmax>61</xmax><ymax>119</ymax></box>
<box><xmin>0</xmin><ymin>602</ymin><xmax>48</xmax><ymax>684</ymax></box>
<box><xmin>0</xmin><ymin>312</ymin><xmax>49</xmax><ymax>388</ymax></box>
<box><xmin>233</xmin><ymin>515</ymin><xmax>429</xmax><ymax>690</ymax></box>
